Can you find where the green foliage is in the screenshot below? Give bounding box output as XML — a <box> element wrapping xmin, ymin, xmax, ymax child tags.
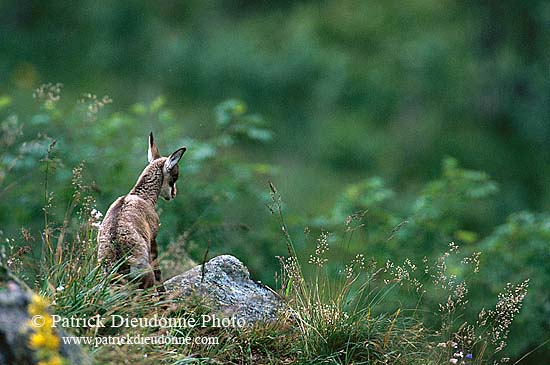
<box><xmin>479</xmin><ymin>212</ymin><xmax>550</xmax><ymax>356</ymax></box>
<box><xmin>0</xmin><ymin>90</ymin><xmax>276</xmax><ymax>281</ymax></box>
<box><xmin>3</xmin><ymin>165</ymin><xmax>530</xmax><ymax>365</ymax></box>
<box><xmin>303</xmin><ymin>158</ymin><xmax>547</xmax><ymax>362</ymax></box>
<box><xmin>3</xmin><ymin>1</ymin><xmax>549</xmax><ymax>216</ymax></box>
<box><xmin>399</xmin><ymin>157</ymin><xmax>499</xmax><ymax>257</ymax></box>
<box><xmin>215</xmin><ymin>99</ymin><xmax>272</xmax><ymax>143</ymax></box>
<box><xmin>316</xmin><ymin>157</ymin><xmax>499</xmax><ymax>262</ymax></box>
<box><xmin>330</xmin><ymin>176</ymin><xmax>395</xmax><ymax>223</ymax></box>
<box><xmin>269</xmin><ymin>186</ymin><xmax>530</xmax><ymax>364</ymax></box>
<box><xmin>1</xmin><ymin>1</ymin><xmax>549</xmax><ymax>362</ymax></box>
<box><xmin>1</xmin><ymin>90</ymin><xmax>548</xmax><ymax>362</ymax></box>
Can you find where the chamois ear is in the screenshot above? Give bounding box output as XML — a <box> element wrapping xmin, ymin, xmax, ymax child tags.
<box><xmin>148</xmin><ymin>132</ymin><xmax>161</xmax><ymax>163</ymax></box>
<box><xmin>165</xmin><ymin>147</ymin><xmax>186</xmax><ymax>171</ymax></box>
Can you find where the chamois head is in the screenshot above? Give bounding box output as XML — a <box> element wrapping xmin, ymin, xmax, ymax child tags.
<box><xmin>147</xmin><ymin>132</ymin><xmax>186</xmax><ymax>201</ymax></box>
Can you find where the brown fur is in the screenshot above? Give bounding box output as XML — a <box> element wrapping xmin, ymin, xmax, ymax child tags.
<box><xmin>97</xmin><ymin>134</ymin><xmax>185</xmax><ymax>289</ymax></box>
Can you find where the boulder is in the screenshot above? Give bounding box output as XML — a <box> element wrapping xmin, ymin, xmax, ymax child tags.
<box><xmin>164</xmin><ymin>255</ymin><xmax>284</xmax><ymax>323</ymax></box>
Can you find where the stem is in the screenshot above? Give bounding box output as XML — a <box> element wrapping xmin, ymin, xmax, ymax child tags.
<box><xmin>42</xmin><ymin>140</ymin><xmax>56</xmax><ymax>272</ymax></box>
<box><xmin>268</xmin><ymin>181</ymin><xmax>309</xmax><ymax>303</ymax></box>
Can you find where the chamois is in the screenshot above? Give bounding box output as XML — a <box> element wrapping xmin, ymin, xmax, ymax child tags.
<box><xmin>97</xmin><ymin>132</ymin><xmax>186</xmax><ymax>289</ymax></box>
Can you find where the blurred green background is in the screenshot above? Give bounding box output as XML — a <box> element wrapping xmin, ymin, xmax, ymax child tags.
<box><xmin>1</xmin><ymin>1</ymin><xmax>549</xmax><ymax>362</ymax></box>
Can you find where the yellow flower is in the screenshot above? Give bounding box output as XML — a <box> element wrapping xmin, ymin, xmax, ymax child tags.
<box><xmin>28</xmin><ymin>295</ymin><xmax>49</xmax><ymax>315</ymax></box>
<box><xmin>43</xmin><ymin>333</ymin><xmax>60</xmax><ymax>350</ymax></box>
<box><xmin>26</xmin><ymin>293</ymin><xmax>65</xmax><ymax>365</ymax></box>
<box><xmin>38</xmin><ymin>356</ymin><xmax>64</xmax><ymax>365</ymax></box>
<box><xmin>29</xmin><ymin>332</ymin><xmax>47</xmax><ymax>349</ymax></box>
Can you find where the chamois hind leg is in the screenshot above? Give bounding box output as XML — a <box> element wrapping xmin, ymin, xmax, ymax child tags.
<box><xmin>128</xmin><ymin>256</ymin><xmax>156</xmax><ymax>289</ymax></box>
<box><xmin>151</xmin><ymin>238</ymin><xmax>165</xmax><ymax>292</ymax></box>
<box><xmin>140</xmin><ymin>267</ymin><xmax>156</xmax><ymax>289</ymax></box>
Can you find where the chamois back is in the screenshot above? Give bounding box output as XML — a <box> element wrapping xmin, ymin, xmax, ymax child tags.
<box><xmin>97</xmin><ymin>133</ymin><xmax>186</xmax><ymax>289</ymax></box>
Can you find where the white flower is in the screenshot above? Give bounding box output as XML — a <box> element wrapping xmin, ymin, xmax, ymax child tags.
<box><xmin>90</xmin><ymin>208</ymin><xmax>103</xmax><ymax>228</ymax></box>
<box><xmin>56</xmin><ymin>285</ymin><xmax>65</xmax><ymax>292</ymax></box>
<box><xmin>450</xmin><ymin>359</ymin><xmax>458</xmax><ymax>364</ymax></box>
<box><xmin>91</xmin><ymin>208</ymin><xmax>103</xmax><ymax>220</ymax></box>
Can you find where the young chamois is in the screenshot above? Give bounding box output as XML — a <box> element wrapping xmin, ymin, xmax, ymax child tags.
<box><xmin>97</xmin><ymin>132</ymin><xmax>186</xmax><ymax>289</ymax></box>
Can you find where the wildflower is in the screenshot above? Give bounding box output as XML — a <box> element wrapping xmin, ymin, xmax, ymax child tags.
<box><xmin>29</xmin><ymin>333</ymin><xmax>47</xmax><ymax>348</ymax></box>
<box><xmin>308</xmin><ymin>231</ymin><xmax>329</xmax><ymax>267</ymax></box>
<box><xmin>27</xmin><ymin>294</ymin><xmax>65</xmax><ymax>364</ymax></box>
<box><xmin>466</xmin><ymin>353</ymin><xmax>473</xmax><ymax>359</ymax></box>
<box><xmin>38</xmin><ymin>355</ymin><xmax>63</xmax><ymax>365</ymax></box>
<box><xmin>461</xmin><ymin>251</ymin><xmax>481</xmax><ymax>273</ymax></box>
<box><xmin>90</xmin><ymin>208</ymin><xmax>103</xmax><ymax>228</ymax></box>
<box><xmin>43</xmin><ymin>333</ymin><xmax>60</xmax><ymax>350</ymax></box>
<box><xmin>28</xmin><ymin>318</ymin><xmax>59</xmax><ymax>350</ymax></box>
<box><xmin>344</xmin><ymin>254</ymin><xmax>366</xmax><ymax>278</ymax></box>
<box><xmin>79</xmin><ymin>93</ymin><xmax>113</xmax><ymax>116</ymax></box>
<box><xmin>28</xmin><ymin>295</ymin><xmax>49</xmax><ymax>315</ymax></box>
<box><xmin>277</xmin><ymin>256</ymin><xmax>303</xmax><ymax>284</ymax></box>
<box><xmin>449</xmin><ymin>241</ymin><xmax>459</xmax><ymax>252</ymax></box>
<box><xmin>353</xmin><ymin>254</ymin><xmax>366</xmax><ymax>269</ymax></box>
<box><xmin>345</xmin><ymin>215</ymin><xmax>352</xmax><ymax>227</ymax></box>
<box><xmin>486</xmin><ymin>279</ymin><xmax>529</xmax><ymax>352</ymax></box>
<box><xmin>449</xmin><ymin>359</ymin><xmax>458</xmax><ymax>364</ymax></box>
<box><xmin>33</xmin><ymin>83</ymin><xmax>63</xmax><ymax>109</ymax></box>
<box><xmin>56</xmin><ymin>285</ymin><xmax>64</xmax><ymax>292</ymax></box>
<box><xmin>91</xmin><ymin>208</ymin><xmax>103</xmax><ymax>220</ymax></box>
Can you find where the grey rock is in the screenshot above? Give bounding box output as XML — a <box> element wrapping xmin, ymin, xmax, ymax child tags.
<box><xmin>164</xmin><ymin>255</ymin><xmax>284</xmax><ymax>323</ymax></box>
<box><xmin>0</xmin><ymin>282</ymin><xmax>88</xmax><ymax>365</ymax></box>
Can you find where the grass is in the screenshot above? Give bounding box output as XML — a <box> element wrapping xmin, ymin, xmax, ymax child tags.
<box><xmin>0</xmin><ymin>163</ymin><xmax>531</xmax><ymax>365</ymax></box>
